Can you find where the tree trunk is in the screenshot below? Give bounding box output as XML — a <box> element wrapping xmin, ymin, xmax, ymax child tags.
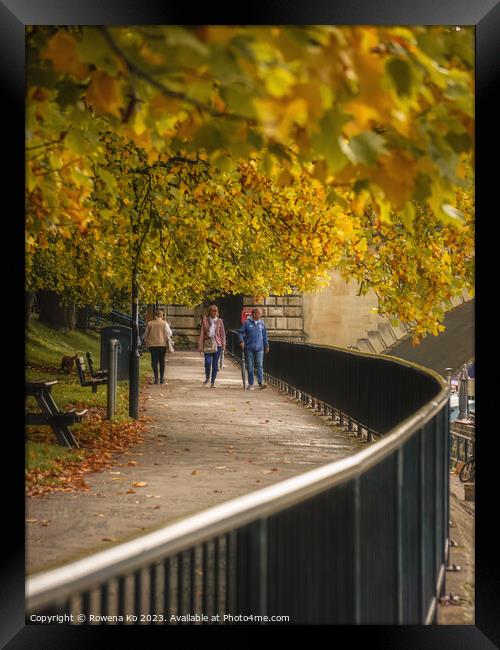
<box><xmin>76</xmin><ymin>305</ymin><xmax>91</xmax><ymax>330</ymax></box>
<box><xmin>129</xmin><ymin>274</ymin><xmax>140</xmax><ymax>419</ymax></box>
<box><xmin>37</xmin><ymin>290</ymin><xmax>77</xmax><ymax>330</ymax></box>
<box><xmin>25</xmin><ymin>292</ymin><xmax>35</xmax><ymax>328</ymax></box>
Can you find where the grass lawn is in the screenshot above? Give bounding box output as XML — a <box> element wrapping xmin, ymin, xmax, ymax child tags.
<box><xmin>26</xmin><ymin>317</ymin><xmax>150</xmax><ymax>492</ymax></box>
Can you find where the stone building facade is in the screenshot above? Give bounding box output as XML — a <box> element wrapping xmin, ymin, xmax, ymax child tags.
<box><xmin>159</xmin><ymin>293</ymin><xmax>306</xmax><ymax>349</ymax></box>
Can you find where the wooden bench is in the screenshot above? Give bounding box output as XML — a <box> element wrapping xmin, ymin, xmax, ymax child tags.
<box><xmin>26</xmin><ymin>380</ymin><xmax>87</xmax><ymax>448</ymax></box>
<box><xmin>86</xmin><ymin>351</ymin><xmax>108</xmax><ymax>379</ymax></box>
<box><xmin>76</xmin><ymin>356</ymin><xmax>108</xmax><ymax>393</ymax></box>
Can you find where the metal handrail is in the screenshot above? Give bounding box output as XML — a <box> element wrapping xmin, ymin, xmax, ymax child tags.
<box><xmin>26</xmin><ymin>343</ymin><xmax>449</xmax><ymax>614</ymax></box>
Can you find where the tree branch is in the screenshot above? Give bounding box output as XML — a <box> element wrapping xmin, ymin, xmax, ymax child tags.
<box><xmin>98</xmin><ymin>27</ymin><xmax>256</xmax><ymax>125</ymax></box>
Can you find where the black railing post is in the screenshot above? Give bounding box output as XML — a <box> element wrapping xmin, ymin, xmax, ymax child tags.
<box><xmin>353</xmin><ymin>477</ymin><xmax>361</xmax><ymax>624</ymax></box>
<box><xmin>396</xmin><ymin>447</ymin><xmax>404</xmax><ymax>623</ymax></box>
<box><xmin>418</xmin><ymin>428</ymin><xmax>426</xmax><ymax>622</ymax></box>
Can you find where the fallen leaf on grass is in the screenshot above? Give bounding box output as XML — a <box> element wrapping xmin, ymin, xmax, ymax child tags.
<box><xmin>132</xmin><ymin>481</ymin><xmax>148</xmax><ymax>487</ymax></box>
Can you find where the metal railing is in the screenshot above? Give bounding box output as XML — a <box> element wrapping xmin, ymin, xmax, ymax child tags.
<box><xmin>26</xmin><ymin>335</ymin><xmax>450</xmax><ymax>625</ymax></box>
<box><xmin>450</xmin><ymin>431</ymin><xmax>475</xmax><ymax>467</ymax></box>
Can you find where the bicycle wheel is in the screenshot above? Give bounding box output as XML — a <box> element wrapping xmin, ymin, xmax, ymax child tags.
<box><xmin>459</xmin><ymin>459</ymin><xmax>474</xmax><ymax>483</ymax></box>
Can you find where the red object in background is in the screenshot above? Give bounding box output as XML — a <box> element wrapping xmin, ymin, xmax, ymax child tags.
<box><xmin>241</xmin><ymin>308</ymin><xmax>253</xmax><ymax>324</ymax></box>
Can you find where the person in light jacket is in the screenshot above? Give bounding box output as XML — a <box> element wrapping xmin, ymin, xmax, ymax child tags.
<box><xmin>143</xmin><ymin>308</ymin><xmax>173</xmax><ymax>385</ymax></box>
<box><xmin>198</xmin><ymin>304</ymin><xmax>226</xmax><ymax>387</ymax></box>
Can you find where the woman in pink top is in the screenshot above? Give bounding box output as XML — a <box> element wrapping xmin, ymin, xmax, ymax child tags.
<box><xmin>198</xmin><ymin>304</ymin><xmax>226</xmax><ymax>387</ymax></box>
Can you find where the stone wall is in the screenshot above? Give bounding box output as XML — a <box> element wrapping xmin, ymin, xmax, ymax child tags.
<box><xmin>242</xmin><ymin>294</ymin><xmax>305</xmax><ymax>342</ymax></box>
<box><xmin>160</xmin><ymin>293</ymin><xmax>306</xmax><ymax>349</ymax></box>
<box><xmin>159</xmin><ymin>304</ymin><xmax>203</xmax><ymax>349</ymax></box>
<box><xmin>302</xmin><ymin>271</ymin><xmax>387</xmax><ymax>349</ymax></box>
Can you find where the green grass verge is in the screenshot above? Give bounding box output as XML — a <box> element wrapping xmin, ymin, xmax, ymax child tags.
<box><xmin>26</xmin><ymin>317</ymin><xmax>150</xmax><ymax>480</ymax></box>
<box><xmin>26</xmin><ymin>441</ymin><xmax>85</xmax><ymax>473</ymax></box>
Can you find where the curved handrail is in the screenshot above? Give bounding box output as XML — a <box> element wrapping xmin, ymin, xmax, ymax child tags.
<box><xmin>26</xmin><ymin>343</ymin><xmax>449</xmax><ymax>613</ymax></box>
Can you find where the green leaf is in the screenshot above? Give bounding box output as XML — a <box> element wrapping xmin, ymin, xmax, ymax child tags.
<box><xmin>97</xmin><ymin>168</ymin><xmax>117</xmax><ymax>189</ymax></box>
<box><xmin>221</xmin><ymin>85</ymin><xmax>257</xmax><ymax>119</ymax></box>
<box><xmin>347</xmin><ymin>132</ymin><xmax>388</xmax><ymax>167</ymax></box>
<box><xmin>76</xmin><ymin>27</ymin><xmax>118</xmax><ymax>76</ymax></box>
<box><xmin>412</xmin><ymin>173</ymin><xmax>432</xmax><ymax>203</ymax></box>
<box><xmin>66</xmin><ymin>128</ymin><xmax>88</xmax><ymax>155</ymax></box>
<box><xmin>310</xmin><ymin>108</ymin><xmax>350</xmax><ymax>173</ymax></box>
<box><xmin>444</xmin><ymin>130</ymin><xmax>471</xmax><ymax>154</ymax></box>
<box><xmin>212</xmin><ymin>153</ymin><xmax>236</xmax><ymax>173</ymax></box>
<box><xmin>386</xmin><ymin>58</ymin><xmax>413</xmax><ymax>97</ymax></box>
<box><xmin>353</xmin><ymin>179</ymin><xmax>369</xmax><ymax>194</ymax></box>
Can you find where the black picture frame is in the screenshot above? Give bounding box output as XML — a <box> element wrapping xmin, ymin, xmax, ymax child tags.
<box><xmin>4</xmin><ymin>1</ymin><xmax>498</xmax><ymax>646</ymax></box>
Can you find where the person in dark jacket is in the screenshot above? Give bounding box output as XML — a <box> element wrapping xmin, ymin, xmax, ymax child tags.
<box><xmin>238</xmin><ymin>307</ymin><xmax>270</xmax><ymax>390</ymax></box>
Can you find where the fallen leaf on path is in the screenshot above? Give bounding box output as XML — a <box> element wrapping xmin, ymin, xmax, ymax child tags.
<box><xmin>26</xmin><ymin>519</ymin><xmax>38</xmax><ymax>523</ymax></box>
<box><xmin>215</xmin><ymin>466</ymin><xmax>226</xmax><ymax>469</ymax></box>
<box><xmin>213</xmin><ymin>489</ymin><xmax>222</xmax><ymax>493</ymax></box>
<box><xmin>109</xmin><ymin>471</ymin><xmax>121</xmax><ymax>475</ymax></box>
<box><xmin>101</xmin><ymin>537</ymin><xmax>117</xmax><ymax>542</ymax></box>
<box><xmin>132</xmin><ymin>481</ymin><xmax>148</xmax><ymax>487</ymax></box>
<box><xmin>126</xmin><ymin>489</ymin><xmax>136</xmax><ymax>494</ymax></box>
<box><xmin>127</xmin><ymin>461</ymin><xmax>138</xmax><ymax>466</ymax></box>
<box><xmin>191</xmin><ymin>470</ymin><xmax>198</xmax><ymax>475</ymax></box>
<box><xmin>184</xmin><ymin>448</ymin><xmax>191</xmax><ymax>452</ymax></box>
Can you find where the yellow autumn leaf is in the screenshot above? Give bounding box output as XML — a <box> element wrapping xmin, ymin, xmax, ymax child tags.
<box><xmin>149</xmin><ymin>94</ymin><xmax>182</xmax><ymax>119</ymax></box>
<box><xmin>42</xmin><ymin>31</ymin><xmax>90</xmax><ymax>81</ymax></box>
<box><xmin>277</xmin><ymin>170</ymin><xmax>293</xmax><ymax>187</ymax></box>
<box><xmin>139</xmin><ymin>42</ymin><xmax>165</xmax><ymax>66</ymax></box>
<box><xmin>86</xmin><ymin>70</ymin><xmax>123</xmax><ymax>118</ymax></box>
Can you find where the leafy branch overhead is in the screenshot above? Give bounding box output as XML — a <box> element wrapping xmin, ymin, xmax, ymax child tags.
<box><xmin>26</xmin><ymin>25</ymin><xmax>474</xmax><ymax>342</ymax></box>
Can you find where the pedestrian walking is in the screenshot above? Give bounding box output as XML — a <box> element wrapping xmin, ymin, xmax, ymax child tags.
<box><xmin>238</xmin><ymin>307</ymin><xmax>270</xmax><ymax>390</ymax></box>
<box><xmin>198</xmin><ymin>304</ymin><xmax>226</xmax><ymax>387</ymax></box>
<box><xmin>143</xmin><ymin>308</ymin><xmax>173</xmax><ymax>385</ymax></box>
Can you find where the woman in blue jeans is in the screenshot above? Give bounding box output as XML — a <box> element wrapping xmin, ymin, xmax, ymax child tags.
<box><xmin>198</xmin><ymin>305</ymin><xmax>226</xmax><ymax>387</ymax></box>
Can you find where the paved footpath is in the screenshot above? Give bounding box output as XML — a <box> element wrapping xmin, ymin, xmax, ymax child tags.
<box><xmin>437</xmin><ymin>473</ymin><xmax>475</xmax><ymax>624</ymax></box>
<box><xmin>27</xmin><ymin>351</ymin><xmax>363</xmax><ymax>574</ymax></box>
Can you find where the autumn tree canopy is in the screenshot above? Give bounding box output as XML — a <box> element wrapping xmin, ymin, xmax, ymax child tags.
<box><xmin>26</xmin><ymin>25</ymin><xmax>474</xmax><ymax>341</ymax></box>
